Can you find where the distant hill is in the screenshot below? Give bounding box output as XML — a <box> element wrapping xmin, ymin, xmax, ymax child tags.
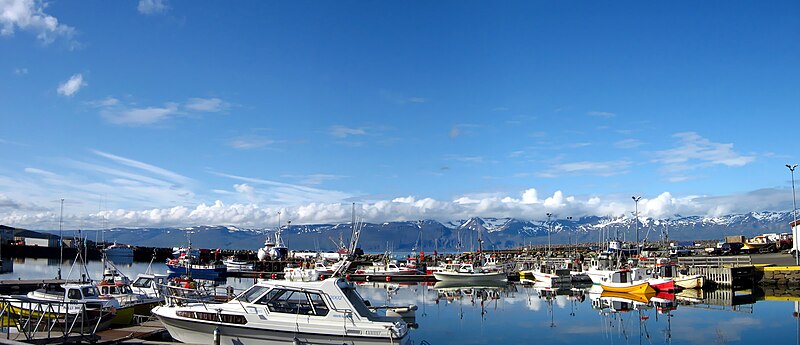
<box><xmin>34</xmin><ymin>211</ymin><xmax>798</xmax><ymax>252</ymax></box>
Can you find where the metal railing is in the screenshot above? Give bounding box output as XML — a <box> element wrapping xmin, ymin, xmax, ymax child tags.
<box><xmin>0</xmin><ymin>296</ymin><xmax>111</xmax><ymax>343</ymax></box>
<box><xmin>676</xmin><ymin>255</ymin><xmax>752</xmax><ymax>267</ymax></box>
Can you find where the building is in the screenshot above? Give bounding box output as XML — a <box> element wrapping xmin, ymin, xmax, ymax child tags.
<box><xmin>11</xmin><ymin>229</ymin><xmax>61</xmax><ymax>247</ymax></box>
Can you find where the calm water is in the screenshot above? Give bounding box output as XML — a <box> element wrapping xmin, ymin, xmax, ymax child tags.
<box><xmin>2</xmin><ymin>258</ymin><xmax>799</xmax><ymax>345</ymax></box>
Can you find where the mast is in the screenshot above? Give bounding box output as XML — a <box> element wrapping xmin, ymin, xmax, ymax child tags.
<box><xmin>58</xmin><ymin>198</ymin><xmax>64</xmax><ymax>280</ymax></box>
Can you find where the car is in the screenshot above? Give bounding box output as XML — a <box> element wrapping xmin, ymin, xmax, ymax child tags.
<box><xmin>719</xmin><ymin>242</ymin><xmax>745</xmax><ymax>255</ymax></box>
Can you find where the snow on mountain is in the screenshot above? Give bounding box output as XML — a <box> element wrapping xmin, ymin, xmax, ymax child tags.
<box><xmin>79</xmin><ymin>211</ymin><xmax>798</xmax><ymax>251</ymax></box>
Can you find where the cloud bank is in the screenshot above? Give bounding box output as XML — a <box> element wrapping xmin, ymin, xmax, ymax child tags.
<box><xmin>1</xmin><ymin>187</ymin><xmax>794</xmax><ymax>230</ymax></box>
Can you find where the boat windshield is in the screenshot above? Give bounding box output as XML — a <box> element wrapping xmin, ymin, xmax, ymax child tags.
<box><xmin>82</xmin><ymin>287</ymin><xmax>99</xmax><ymax>298</ymax></box>
<box><xmin>132</xmin><ymin>277</ymin><xmax>153</xmax><ymax>288</ymax></box>
<box><xmin>342</xmin><ymin>286</ymin><xmax>373</xmax><ymax>318</ymax></box>
<box><xmin>237</xmin><ymin>285</ymin><xmax>270</xmax><ymax>303</ymax></box>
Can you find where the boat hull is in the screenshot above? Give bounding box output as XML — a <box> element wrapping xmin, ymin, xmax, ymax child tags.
<box><xmin>674</xmin><ymin>275</ymin><xmax>705</xmax><ymax>289</ymax></box>
<box><xmin>167</xmin><ymin>263</ymin><xmax>227</xmax><ymax>280</ymax></box>
<box><xmin>600</xmin><ymin>281</ymin><xmax>656</xmax><ymax>294</ymax></box>
<box><xmin>647</xmin><ymin>278</ymin><xmax>676</xmax><ymax>292</ymax></box>
<box><xmin>155</xmin><ymin>312</ymin><xmax>410</xmax><ymax>345</ymax></box>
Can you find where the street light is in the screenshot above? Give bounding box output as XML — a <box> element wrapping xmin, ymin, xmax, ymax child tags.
<box><xmin>632</xmin><ymin>196</ymin><xmax>642</xmax><ymax>257</ymax></box>
<box><xmin>566</xmin><ymin>216</ymin><xmax>573</xmax><ymax>255</ymax></box>
<box><xmin>788</xmin><ymin>164</ymin><xmax>798</xmax><ymax>265</ymax></box>
<box><xmin>546</xmin><ymin>213</ymin><xmax>553</xmax><ymax>257</ymax></box>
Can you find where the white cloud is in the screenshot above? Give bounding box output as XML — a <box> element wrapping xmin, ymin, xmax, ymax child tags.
<box><xmin>137</xmin><ymin>0</ymin><xmax>168</xmax><ymax>15</ymax></box>
<box><xmin>233</xmin><ymin>183</ymin><xmax>253</xmax><ymax>195</ymax></box>
<box><xmin>330</xmin><ymin>125</ymin><xmax>366</xmax><ymax>138</ymax></box>
<box><xmin>57</xmin><ymin>73</ymin><xmax>85</xmax><ymax>97</ymax></box>
<box><xmin>587</xmin><ymin>111</ymin><xmax>615</xmax><ymax>118</ymax></box>
<box><xmin>0</xmin><ymin>0</ymin><xmax>76</xmax><ymax>45</ymax></box>
<box><xmin>102</xmin><ymin>103</ymin><xmax>179</xmax><ymax>126</ymax></box>
<box><xmin>654</xmin><ymin>132</ymin><xmax>756</xmax><ymax>175</ymax></box>
<box><xmin>228</xmin><ymin>135</ymin><xmax>275</xmax><ymax>149</ymax></box>
<box><xmin>184</xmin><ymin>98</ymin><xmax>226</xmax><ymax>112</ymax></box>
<box><xmin>91</xmin><ymin>96</ymin><xmax>228</xmax><ymax>126</ymax></box>
<box><xmin>539</xmin><ymin>160</ymin><xmax>631</xmax><ymax>178</ymax></box>
<box><xmin>14</xmin><ymin>67</ymin><xmax>27</xmax><ymax>75</ymax></box>
<box><xmin>1</xmin><ymin>176</ymin><xmax>797</xmax><ymax>229</ymax></box>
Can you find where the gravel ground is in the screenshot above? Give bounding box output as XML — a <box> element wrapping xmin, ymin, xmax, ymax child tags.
<box><xmin>749</xmin><ymin>252</ymin><xmax>798</xmax><ymax>266</ymax></box>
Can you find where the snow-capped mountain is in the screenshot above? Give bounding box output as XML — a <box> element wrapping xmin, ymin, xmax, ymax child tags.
<box><xmin>74</xmin><ymin>211</ymin><xmax>798</xmax><ymax>251</ymax></box>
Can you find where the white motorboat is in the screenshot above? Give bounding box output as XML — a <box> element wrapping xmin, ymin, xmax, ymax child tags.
<box><xmin>131</xmin><ymin>272</ymin><xmax>170</xmax><ymax>299</ymax></box>
<box><xmin>356</xmin><ymin>261</ymin><xmax>418</xmax><ymax>276</ymax></box>
<box><xmin>223</xmin><ymin>256</ymin><xmax>254</xmax><ymax>272</ymax></box>
<box><xmin>433</xmin><ymin>263</ymin><xmax>507</xmax><ymax>282</ymax></box>
<box><xmin>97</xmin><ymin>259</ymin><xmax>162</xmax><ymax>325</ymax></box>
<box><xmin>104</xmin><ymin>242</ymin><xmax>134</xmax><ymax>258</ymax></box>
<box><xmin>152</xmin><ymin>278</ymin><xmax>411</xmax><ymax>345</ymax></box>
<box><xmin>520</xmin><ymin>264</ymin><xmax>571</xmax><ymax>285</ymax></box>
<box><xmin>4</xmin><ymin>282</ymin><xmax>120</xmax><ymax>331</ymax></box>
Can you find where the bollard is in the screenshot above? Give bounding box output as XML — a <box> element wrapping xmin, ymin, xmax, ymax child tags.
<box><xmin>213</xmin><ymin>327</ymin><xmax>220</xmax><ymax>345</ymax></box>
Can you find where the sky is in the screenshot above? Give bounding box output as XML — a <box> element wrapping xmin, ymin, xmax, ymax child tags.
<box><xmin>1</xmin><ymin>0</ymin><xmax>799</xmax><ymax>230</ymax></box>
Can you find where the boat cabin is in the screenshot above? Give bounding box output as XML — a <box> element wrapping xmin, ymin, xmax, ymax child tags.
<box><xmin>609</xmin><ymin>270</ymin><xmax>634</xmax><ymax>284</ymax></box>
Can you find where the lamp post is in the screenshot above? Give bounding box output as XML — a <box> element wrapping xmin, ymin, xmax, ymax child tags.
<box><xmin>566</xmin><ymin>216</ymin><xmax>573</xmax><ymax>255</ymax></box>
<box><xmin>546</xmin><ymin>213</ymin><xmax>553</xmax><ymax>257</ymax></box>
<box><xmin>788</xmin><ymin>164</ymin><xmax>798</xmax><ymax>265</ymax></box>
<box><xmin>632</xmin><ymin>196</ymin><xmax>642</xmax><ymax>257</ymax></box>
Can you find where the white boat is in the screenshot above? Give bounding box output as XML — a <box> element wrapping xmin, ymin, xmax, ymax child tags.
<box><xmin>257</xmin><ymin>217</ymin><xmax>289</xmax><ymax>261</ymax></box>
<box><xmin>520</xmin><ymin>264</ymin><xmax>571</xmax><ymax>285</ymax></box>
<box><xmin>356</xmin><ymin>261</ymin><xmax>418</xmax><ymax>276</ymax></box>
<box><xmin>586</xmin><ymin>266</ymin><xmax>616</xmax><ymax>284</ymax></box>
<box><xmin>97</xmin><ymin>259</ymin><xmax>162</xmax><ymax>325</ymax></box>
<box><xmin>223</xmin><ymin>256</ymin><xmax>254</xmax><ymax>272</ymax></box>
<box><xmin>4</xmin><ymin>282</ymin><xmax>120</xmax><ymax>331</ymax></box>
<box><xmin>131</xmin><ymin>272</ymin><xmax>170</xmax><ymax>299</ymax></box>
<box><xmin>152</xmin><ymin>278</ymin><xmax>411</xmax><ymax>345</ymax></box>
<box><xmin>652</xmin><ymin>258</ymin><xmax>705</xmax><ymax>289</ymax></box>
<box><xmin>433</xmin><ymin>263</ymin><xmax>507</xmax><ymax>282</ymax></box>
<box><xmin>104</xmin><ymin>242</ymin><xmax>134</xmax><ymax>258</ymax></box>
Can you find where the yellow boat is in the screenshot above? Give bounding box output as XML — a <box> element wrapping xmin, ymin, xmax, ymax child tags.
<box><xmin>600</xmin><ymin>281</ymin><xmax>655</xmax><ymax>294</ymax></box>
<box><xmin>600</xmin><ymin>290</ymin><xmax>655</xmax><ymax>304</ymax></box>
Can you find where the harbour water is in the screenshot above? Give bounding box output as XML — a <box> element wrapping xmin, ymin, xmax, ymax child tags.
<box><xmin>2</xmin><ymin>258</ymin><xmax>799</xmax><ymax>345</ymax></box>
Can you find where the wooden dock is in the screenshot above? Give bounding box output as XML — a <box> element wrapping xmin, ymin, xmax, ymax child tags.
<box><xmin>0</xmin><ymin>280</ymin><xmax>74</xmax><ymax>295</ymax></box>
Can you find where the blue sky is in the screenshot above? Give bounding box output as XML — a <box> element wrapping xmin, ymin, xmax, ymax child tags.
<box><xmin>1</xmin><ymin>0</ymin><xmax>799</xmax><ymax>229</ymax></box>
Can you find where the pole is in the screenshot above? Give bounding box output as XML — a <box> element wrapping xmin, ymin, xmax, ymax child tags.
<box><xmin>788</xmin><ymin>164</ymin><xmax>799</xmax><ymax>265</ymax></box>
<box><xmin>546</xmin><ymin>213</ymin><xmax>552</xmax><ymax>257</ymax></box>
<box><xmin>58</xmin><ymin>198</ymin><xmax>64</xmax><ymax>280</ymax></box>
<box><xmin>633</xmin><ymin>196</ymin><xmax>642</xmax><ymax>257</ymax></box>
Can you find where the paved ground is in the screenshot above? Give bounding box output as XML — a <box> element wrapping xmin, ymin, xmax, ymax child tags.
<box><xmin>750</xmin><ymin>252</ymin><xmax>798</xmax><ymax>266</ymax></box>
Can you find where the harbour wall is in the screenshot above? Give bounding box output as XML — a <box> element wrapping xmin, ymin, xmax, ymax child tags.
<box><xmin>755</xmin><ymin>265</ymin><xmax>800</xmax><ymax>286</ymax></box>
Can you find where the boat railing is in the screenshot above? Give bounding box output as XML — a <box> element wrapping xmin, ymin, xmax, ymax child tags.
<box><xmin>0</xmin><ymin>295</ymin><xmax>111</xmax><ymax>343</ymax></box>
<box><xmin>158</xmin><ymin>283</ymin><xmax>230</xmax><ymax>308</ymax></box>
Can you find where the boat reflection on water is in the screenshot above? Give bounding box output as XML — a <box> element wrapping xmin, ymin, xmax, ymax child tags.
<box><xmin>433</xmin><ymin>280</ymin><xmax>509</xmax><ymax>304</ymax></box>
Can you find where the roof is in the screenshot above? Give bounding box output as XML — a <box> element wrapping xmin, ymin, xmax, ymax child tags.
<box><xmin>13</xmin><ymin>229</ymin><xmax>58</xmax><ymax>239</ymax></box>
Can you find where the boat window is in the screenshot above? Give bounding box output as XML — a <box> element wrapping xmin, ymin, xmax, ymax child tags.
<box><xmin>83</xmin><ymin>287</ymin><xmax>99</xmax><ymax>298</ymax></box>
<box><xmin>236</xmin><ymin>285</ymin><xmax>270</xmax><ymax>303</ymax></box>
<box><xmin>307</xmin><ymin>292</ymin><xmax>329</xmax><ymax>316</ymax></box>
<box><xmin>255</xmin><ymin>288</ymin><xmax>284</xmax><ymax>305</ymax></box>
<box><xmin>262</xmin><ymin>289</ymin><xmax>316</xmax><ymax>315</ymax></box>
<box><xmin>133</xmin><ymin>277</ymin><xmax>152</xmax><ymax>288</ymax></box>
<box><xmin>67</xmin><ymin>289</ymin><xmax>82</xmax><ymax>300</ymax></box>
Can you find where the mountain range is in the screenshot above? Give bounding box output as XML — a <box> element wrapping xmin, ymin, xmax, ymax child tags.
<box><xmin>57</xmin><ymin>211</ymin><xmax>797</xmax><ymax>252</ymax></box>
